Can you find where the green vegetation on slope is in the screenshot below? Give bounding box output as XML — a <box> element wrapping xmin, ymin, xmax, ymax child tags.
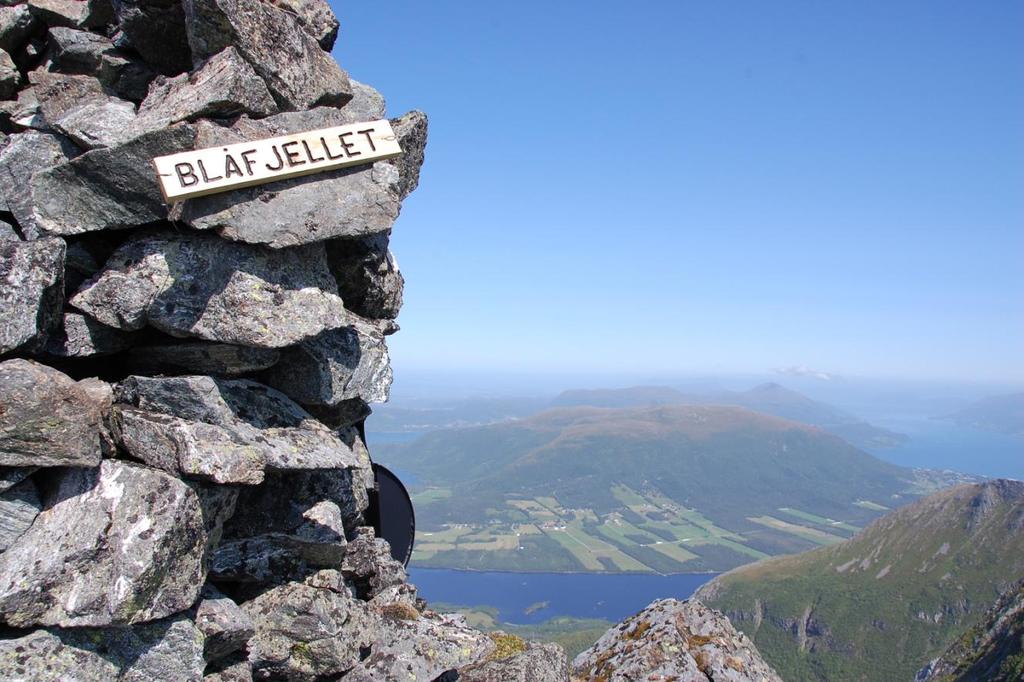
<box><xmin>696</xmin><ymin>480</ymin><xmax>1024</xmax><ymax>681</ymax></box>
<box><xmin>923</xmin><ymin>578</ymin><xmax>1024</xmax><ymax>682</ymax></box>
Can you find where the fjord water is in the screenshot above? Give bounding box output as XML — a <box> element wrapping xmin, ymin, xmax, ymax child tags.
<box><xmin>408</xmin><ymin>568</ymin><xmax>716</xmax><ymax>625</ymax></box>
<box><xmin>866</xmin><ymin>417</ymin><xmax>1024</xmax><ymax>480</ymax></box>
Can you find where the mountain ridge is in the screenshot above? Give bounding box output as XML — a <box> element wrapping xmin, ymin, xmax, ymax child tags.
<box><xmin>696</xmin><ymin>479</ymin><xmax>1024</xmax><ymax>681</ymax></box>
<box><xmin>378</xmin><ymin>404</ymin><xmax>932</xmax><ymax>574</ymax></box>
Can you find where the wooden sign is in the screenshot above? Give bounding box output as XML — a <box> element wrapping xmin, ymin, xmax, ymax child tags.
<box><xmin>152</xmin><ymin>119</ymin><xmax>402</xmax><ymax>203</ymax></box>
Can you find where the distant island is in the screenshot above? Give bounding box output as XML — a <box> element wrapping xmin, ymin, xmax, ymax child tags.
<box><xmin>938</xmin><ymin>392</ymin><xmax>1024</xmax><ymax>436</ymax></box>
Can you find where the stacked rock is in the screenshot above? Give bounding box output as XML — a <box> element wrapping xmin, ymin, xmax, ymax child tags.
<box><xmin>0</xmin><ymin>1</ymin><xmax>567</xmax><ymax>680</ymax></box>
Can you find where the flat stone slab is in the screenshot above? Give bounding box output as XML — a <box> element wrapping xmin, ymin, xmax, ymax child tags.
<box><xmin>114</xmin><ymin>375</ymin><xmax>372</xmax><ymax>472</ymax></box>
<box><xmin>170</xmin><ymin>107</ymin><xmax>408</xmax><ymax>247</ymax></box>
<box><xmin>70</xmin><ymin>231</ymin><xmax>348</xmax><ymax>348</ymax></box>
<box><xmin>30</xmin><ymin>125</ymin><xmax>197</xmax><ymax>236</ymax></box>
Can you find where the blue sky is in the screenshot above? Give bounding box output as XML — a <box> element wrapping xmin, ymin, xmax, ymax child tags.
<box><xmin>331</xmin><ymin>2</ymin><xmax>1024</xmax><ymax>384</ymax></box>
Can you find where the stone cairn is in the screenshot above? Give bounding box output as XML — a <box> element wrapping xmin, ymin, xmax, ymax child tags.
<box><xmin>0</xmin><ymin>2</ymin><xmax>789</xmax><ymax>680</ymax></box>
<box><xmin>0</xmin><ymin>0</ymin><xmax>569</xmax><ymax>679</ymax></box>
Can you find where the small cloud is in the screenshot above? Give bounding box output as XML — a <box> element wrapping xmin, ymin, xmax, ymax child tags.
<box><xmin>774</xmin><ymin>365</ymin><xmax>839</xmax><ymax>381</ymax></box>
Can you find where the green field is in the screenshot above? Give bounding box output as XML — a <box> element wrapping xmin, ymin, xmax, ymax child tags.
<box><xmin>747</xmin><ymin>515</ymin><xmax>847</xmax><ymax>545</ymax></box>
<box><xmin>854</xmin><ymin>499</ymin><xmax>889</xmax><ymax>511</ymax></box>
<box><xmin>777</xmin><ymin>507</ymin><xmax>861</xmax><ymax>533</ymax></box>
<box><xmin>411</xmin><ymin>483</ymin><xmax>839</xmax><ymax>572</ymax></box>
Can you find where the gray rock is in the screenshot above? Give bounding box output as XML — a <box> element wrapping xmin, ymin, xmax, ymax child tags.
<box><xmin>0</xmin><ymin>238</ymin><xmax>64</xmax><ymax>354</ymax></box>
<box><xmin>0</xmin><ymin>629</ymin><xmax>121</xmax><ymax>680</ymax></box>
<box><xmin>171</xmin><ymin>109</ymin><xmax>403</xmax><ymax>248</ymax></box>
<box><xmin>125</xmin><ymin>341</ymin><xmax>280</xmax><ymax>376</ymax></box>
<box><xmin>346</xmin><ymin>608</ymin><xmax>496</xmax><ymax>682</ymax></box>
<box><xmin>113</xmin><ymin>406</ymin><xmax>268</xmax><ymax>485</ymax></box>
<box><xmin>268</xmin><ymin>0</ymin><xmax>338</xmax><ymax>50</ymax></box>
<box><xmin>0</xmin><ymin>477</ymin><xmax>41</xmax><ymax>551</ymax></box>
<box><xmin>572</xmin><ymin>598</ymin><xmax>783</xmax><ymax>682</ymax></box>
<box><xmin>31</xmin><ymin>125</ymin><xmax>196</xmax><ymax>235</ymax></box>
<box><xmin>0</xmin><ymin>220</ymin><xmax>15</xmax><ymax>240</ymax></box>
<box><xmin>0</xmin><ymin>360</ymin><xmax>109</xmax><ymax>472</ymax></box>
<box><xmin>266</xmin><ymin>319</ymin><xmax>393</xmax><ymax>407</ymax></box>
<box><xmin>53</xmin><ymin>97</ymin><xmax>138</xmax><ymax>149</ymax></box>
<box><xmin>111</xmin><ymin>0</ymin><xmax>192</xmax><ymax>75</ymax></box>
<box><xmin>343</xmin><ymin>77</ymin><xmax>386</xmax><ymax>121</ymax></box>
<box><xmin>0</xmin><ymin>5</ymin><xmax>36</xmax><ymax>54</ymax></box>
<box><xmin>114</xmin><ymin>374</ymin><xmax>372</xmax><ymax>471</ymax></box>
<box><xmin>243</xmin><ymin>570</ymin><xmax>380</xmax><ymax>680</ymax></box>
<box><xmin>0</xmin><ymin>616</ymin><xmax>206</xmax><ymax>681</ymax></box>
<box><xmin>28</xmin><ymin>0</ymin><xmax>109</xmax><ymax>28</ymax></box>
<box><xmin>0</xmin><ymin>131</ymin><xmax>79</xmax><ymax>239</ymax></box>
<box><xmin>31</xmin><ymin>129</ymin><xmax>193</xmax><ymax>237</ymax></box>
<box><xmin>31</xmin><ymin>70</ymin><xmax>105</xmax><ymax>122</ymax></box>
<box><xmin>110</xmin><ymin>616</ymin><xmax>207</xmax><ymax>682</ymax></box>
<box><xmin>196</xmin><ymin>585</ymin><xmax>254</xmax><ymax>662</ymax></box>
<box><xmin>135</xmin><ymin>46</ymin><xmax>277</xmax><ymax>131</ymax></box>
<box><xmin>457</xmin><ymin>640</ymin><xmax>569</xmax><ymax>682</ymax></box>
<box><xmin>0</xmin><ymin>460</ymin><xmax>209</xmax><ymax>627</ymax></box>
<box><xmin>29</xmin><ymin>70</ymin><xmax>138</xmax><ymax>149</ymax></box>
<box><xmin>71</xmin><ymin>231</ymin><xmax>349</xmax><ymax>347</ymax></box>
<box><xmin>0</xmin><ymin>85</ymin><xmax>45</xmax><ymax>129</ymax></box>
<box><xmin>183</xmin><ymin>0</ymin><xmax>352</xmax><ymax>110</ymax></box>
<box><xmin>0</xmin><ymin>48</ymin><xmax>18</xmax><ymax>98</ymax></box>
<box><xmin>326</xmin><ymin>232</ymin><xmax>404</xmax><ymax>319</ymax></box>
<box><xmin>213</xmin><ymin>468</ymin><xmax>370</xmax><ymax>582</ymax></box>
<box><xmin>341</xmin><ymin>526</ymin><xmax>408</xmax><ymax>599</ymax></box>
<box><xmin>0</xmin><ymin>466</ymin><xmax>35</xmax><ymax>493</ymax></box>
<box><xmin>45</xmin><ymin>311</ymin><xmax>137</xmax><ymax>357</ymax></box>
<box><xmin>45</xmin><ymin>26</ymin><xmax>156</xmax><ymax>100</ymax></box>
<box><xmin>388</xmin><ymin>109</ymin><xmax>429</xmax><ymax>200</ymax></box>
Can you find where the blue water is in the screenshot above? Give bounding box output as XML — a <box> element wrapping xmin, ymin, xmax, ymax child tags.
<box><xmin>865</xmin><ymin>418</ymin><xmax>1024</xmax><ymax>480</ymax></box>
<box><xmin>408</xmin><ymin>568</ymin><xmax>716</xmax><ymax>624</ymax></box>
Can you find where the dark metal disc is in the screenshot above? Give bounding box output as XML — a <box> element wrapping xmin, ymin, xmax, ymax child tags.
<box><xmin>368</xmin><ymin>463</ymin><xmax>416</xmax><ymax>567</ymax></box>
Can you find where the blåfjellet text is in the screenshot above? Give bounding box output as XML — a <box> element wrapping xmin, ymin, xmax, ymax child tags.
<box><xmin>152</xmin><ymin>119</ymin><xmax>402</xmax><ymax>202</ymax></box>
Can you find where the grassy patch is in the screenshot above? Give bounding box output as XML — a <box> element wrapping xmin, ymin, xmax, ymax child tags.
<box><xmin>413</xmin><ymin>487</ymin><xmax>452</xmax><ymax>504</ymax></box>
<box><xmin>778</xmin><ymin>507</ymin><xmax>861</xmax><ymax>533</ymax></box>
<box><xmin>854</xmin><ymin>499</ymin><xmax>889</xmax><ymax>511</ymax></box>
<box><xmin>748</xmin><ymin>516</ymin><xmax>846</xmax><ymax>545</ymax></box>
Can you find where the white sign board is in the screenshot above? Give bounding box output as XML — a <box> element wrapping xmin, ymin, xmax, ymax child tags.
<box><xmin>152</xmin><ymin>119</ymin><xmax>402</xmax><ymax>203</ymax></box>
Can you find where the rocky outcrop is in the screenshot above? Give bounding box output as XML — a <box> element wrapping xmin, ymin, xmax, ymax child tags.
<box><xmin>920</xmin><ymin>579</ymin><xmax>1024</xmax><ymax>682</ymax></box>
<box><xmin>0</xmin><ymin>4</ymin><xmax>770</xmax><ymax>680</ymax></box>
<box><xmin>571</xmin><ymin>599</ymin><xmax>782</xmax><ymax>682</ymax></box>
<box><xmin>0</xmin><ymin>3</ymin><xmax>583</xmax><ymax>680</ymax></box>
